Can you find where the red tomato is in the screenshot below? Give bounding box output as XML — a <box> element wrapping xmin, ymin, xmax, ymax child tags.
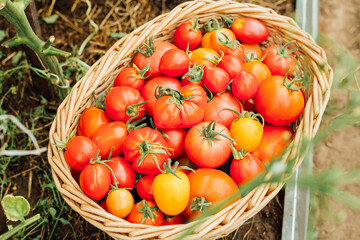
<box><xmin>78</xmin><ymin>107</ymin><xmax>111</xmax><ymax>139</ymax></box>
<box><xmin>141</xmin><ymin>76</ymin><xmax>182</xmax><ymax>117</ymax></box>
<box><xmin>163</xmin><ymin>214</ymin><xmax>185</xmax><ymax>225</ymax></box>
<box><xmin>242</xmin><ymin>99</ymin><xmax>256</xmax><ymax>112</ymax></box>
<box><xmin>159</xmin><ymin>49</ymin><xmax>190</xmax><ymax>77</ymax></box>
<box><xmin>123</xmin><ymin>127</ymin><xmax>169</xmax><ymax>175</ymax></box>
<box><xmin>243</xmin><ymin>44</ymin><xmax>262</xmax><ymax>60</ymax></box>
<box><xmin>262</xmin><ymin>42</ymin><xmax>297</xmax><ymax>77</ymax></box>
<box><xmin>181</xmin><ymin>63</ymin><xmax>204</xmax><ymax>86</ymax></box>
<box><xmin>99</xmin><ymin>199</ymin><xmax>107</xmax><ymax>211</ymax></box>
<box><xmin>210</xmin><ymin>33</ymin><xmax>245</xmax><ymax>61</ymax></box>
<box><xmin>173</xmin><ymin>20</ymin><xmax>202</xmax><ymax>51</ymax></box>
<box><xmin>230</xmin><ymin>153</ymin><xmax>264</xmax><ymax>186</ymax></box>
<box><xmin>203</xmin><ymin>65</ymin><xmax>231</xmax><ymax>94</ymax></box>
<box><xmin>184</xmin><ymin>121</ymin><xmax>233</xmax><ymax>168</ymax></box>
<box><xmin>218</xmin><ymin>55</ymin><xmax>244</xmax><ymax>79</ymax></box>
<box><xmin>80</xmin><ymin>163</ymin><xmax>111</xmax><ymax>200</ymax></box>
<box><xmin>113</xmin><ymin>64</ymin><xmax>149</xmax><ymax>91</ymax></box>
<box><xmin>190</xmin><ymin>48</ymin><xmax>220</xmax><ymax>67</ymax></box>
<box><xmin>133</xmin><ymin>39</ymin><xmax>177</xmax><ymax>79</ymax></box>
<box><xmin>204</xmin><ymin>91</ymin><xmax>242</xmax><ymax>130</ymax></box>
<box><xmin>162</xmin><ymin>129</ymin><xmax>187</xmax><ymax>159</ymax></box>
<box><xmin>231</xmin><ymin>71</ymin><xmax>259</xmax><ymax>101</ymax></box>
<box><xmin>153</xmin><ymin>85</ymin><xmax>207</xmax><ymax>129</ymax></box>
<box><xmin>136</xmin><ymin>175</ymin><xmax>156</xmax><ymax>201</ymax></box>
<box><xmin>252</xmin><ymin>124</ymin><xmax>293</xmax><ymax>163</ymax></box>
<box><xmin>64</xmin><ymin>136</ymin><xmax>99</xmax><ymax>172</ymax></box>
<box><xmin>182</xmin><ymin>168</ymin><xmax>239</xmax><ymax>221</ymax></box>
<box><xmin>127</xmin><ymin>200</ymin><xmax>164</xmax><ymax>226</ymax></box>
<box><xmin>231</xmin><ymin>18</ymin><xmax>269</xmax><ymax>44</ymax></box>
<box><xmin>106</xmin><ymin>157</ymin><xmax>136</xmax><ymax>189</ymax></box>
<box><xmin>243</xmin><ymin>61</ymin><xmax>271</xmax><ymax>83</ymax></box>
<box><xmin>254</xmin><ymin>75</ymin><xmax>305</xmax><ymax>125</ymax></box>
<box><xmin>91</xmin><ymin>121</ymin><xmax>128</xmax><ymax>159</ymax></box>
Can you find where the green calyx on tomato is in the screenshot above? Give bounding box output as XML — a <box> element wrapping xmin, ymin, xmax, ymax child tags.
<box><xmin>190</xmin><ymin>196</ymin><xmax>212</xmax><ymax>212</ymax></box>
<box><xmin>159</xmin><ymin>159</ymin><xmax>194</xmax><ymax>179</ymax></box>
<box><xmin>275</xmin><ymin>39</ymin><xmax>297</xmax><ymax>60</ymax></box>
<box><xmin>218</xmin><ymin>33</ymin><xmax>241</xmax><ymax>50</ymax></box>
<box><xmin>188</xmin><ymin>17</ymin><xmax>200</xmax><ymax>31</ymax></box>
<box><xmin>226</xmin><ymin>108</ymin><xmax>264</xmax><ymax>127</ymax></box>
<box><xmin>283</xmin><ymin>71</ymin><xmax>304</xmax><ymax>91</ymax></box>
<box><xmin>138</xmin><ymin>140</ymin><xmax>169</xmax><ymax>168</ymax></box>
<box><xmin>130</xmin><ymin>62</ymin><xmax>151</xmax><ymax>79</ymax></box>
<box><xmin>204</xmin><ymin>50</ymin><xmax>224</xmax><ymax>65</ymax></box>
<box><xmin>231</xmin><ymin>145</ymin><xmax>249</xmax><ymax>160</ymax></box>
<box><xmin>136</xmin><ymin>200</ymin><xmax>159</xmax><ymax>224</ymax></box>
<box><xmin>182</xmin><ymin>62</ymin><xmax>204</xmax><ymax>83</ymax></box>
<box><xmin>125</xmin><ymin>115</ymin><xmax>147</xmax><ymax>133</ymax></box>
<box><xmin>126</xmin><ymin>101</ymin><xmax>148</xmax><ymax>119</ymax></box>
<box><xmin>155</xmin><ymin>86</ymin><xmax>194</xmax><ymax>109</ymax></box>
<box><xmin>135</xmin><ymin>36</ymin><xmax>155</xmax><ymax>57</ymax></box>
<box><xmin>195</xmin><ymin>121</ymin><xmax>235</xmax><ymax>147</ymax></box>
<box><xmin>221</xmin><ymin>16</ymin><xmax>234</xmax><ymax>28</ymax></box>
<box><xmin>204</xmin><ymin>18</ymin><xmax>224</xmax><ymax>32</ymax></box>
<box><xmin>92</xmin><ymin>91</ymin><xmax>106</xmax><ymax>110</ymax></box>
<box><xmin>244</xmin><ymin>50</ymin><xmax>267</xmax><ymax>63</ymax></box>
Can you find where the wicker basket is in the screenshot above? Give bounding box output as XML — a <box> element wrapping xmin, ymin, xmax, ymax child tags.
<box><xmin>47</xmin><ymin>0</ymin><xmax>333</xmax><ymax>239</ymax></box>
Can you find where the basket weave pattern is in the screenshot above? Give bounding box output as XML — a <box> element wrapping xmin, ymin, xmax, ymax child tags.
<box><xmin>48</xmin><ymin>1</ymin><xmax>333</xmax><ymax>239</ymax></box>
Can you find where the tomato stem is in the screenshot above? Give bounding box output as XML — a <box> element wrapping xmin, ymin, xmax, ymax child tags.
<box><xmin>126</xmin><ymin>101</ymin><xmax>148</xmax><ymax>118</ymax></box>
<box><xmin>126</xmin><ymin>116</ymin><xmax>147</xmax><ymax>133</ymax></box>
<box><xmin>195</xmin><ymin>121</ymin><xmax>235</xmax><ymax>147</ymax></box>
<box><xmin>190</xmin><ymin>197</ymin><xmax>212</xmax><ymax>212</ymax></box>
<box><xmin>218</xmin><ymin>32</ymin><xmax>241</xmax><ymax>50</ymax></box>
<box><xmin>135</xmin><ymin>36</ymin><xmax>155</xmax><ymax>57</ymax></box>
<box><xmin>231</xmin><ymin>145</ymin><xmax>249</xmax><ymax>160</ymax></box>
<box><xmin>155</xmin><ymin>86</ymin><xmax>194</xmax><ymax>109</ymax></box>
<box><xmin>137</xmin><ymin>141</ymin><xmax>170</xmax><ymax>170</ymax></box>
<box><xmin>204</xmin><ymin>18</ymin><xmax>223</xmax><ymax>32</ymax></box>
<box><xmin>188</xmin><ymin>18</ymin><xmax>200</xmax><ymax>31</ymax></box>
<box><xmin>136</xmin><ymin>200</ymin><xmax>159</xmax><ymax>224</ymax></box>
<box><xmin>129</xmin><ymin>61</ymin><xmax>151</xmax><ymax>79</ymax></box>
<box><xmin>244</xmin><ymin>50</ymin><xmax>268</xmax><ymax>63</ymax></box>
<box><xmin>92</xmin><ymin>91</ymin><xmax>106</xmax><ymax>110</ymax></box>
<box><xmin>283</xmin><ymin>70</ymin><xmax>305</xmax><ymax>91</ymax></box>
<box><xmin>275</xmin><ymin>39</ymin><xmax>297</xmax><ymax>60</ymax></box>
<box><xmin>181</xmin><ymin>62</ymin><xmax>204</xmax><ymax>83</ymax></box>
<box><xmin>160</xmin><ymin>159</ymin><xmax>194</xmax><ymax>179</ymax></box>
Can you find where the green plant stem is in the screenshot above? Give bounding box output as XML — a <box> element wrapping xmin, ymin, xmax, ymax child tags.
<box><xmin>0</xmin><ymin>214</ymin><xmax>40</xmax><ymax>240</ymax></box>
<box><xmin>0</xmin><ymin>0</ymin><xmax>70</xmax><ymax>99</ymax></box>
<box><xmin>48</xmin><ymin>200</ymin><xmax>65</xmax><ymax>240</ymax></box>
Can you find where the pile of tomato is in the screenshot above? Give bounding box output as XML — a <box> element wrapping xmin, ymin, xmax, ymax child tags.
<box><xmin>63</xmin><ymin>17</ymin><xmax>304</xmax><ymax>226</ymax></box>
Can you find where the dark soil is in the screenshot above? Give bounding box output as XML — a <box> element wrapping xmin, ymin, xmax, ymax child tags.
<box><xmin>0</xmin><ymin>0</ymin><xmax>293</xmax><ymax>239</ymax></box>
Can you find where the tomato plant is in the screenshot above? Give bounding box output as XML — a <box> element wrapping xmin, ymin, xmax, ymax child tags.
<box><xmin>123</xmin><ymin>127</ymin><xmax>169</xmax><ymax>175</ymax></box>
<box><xmin>159</xmin><ymin>48</ymin><xmax>190</xmax><ymax>77</ymax></box>
<box><xmin>113</xmin><ymin>62</ymin><xmax>151</xmax><ymax>91</ymax></box>
<box><xmin>105</xmin><ymin>86</ymin><xmax>146</xmax><ymax>122</ymax></box>
<box><xmin>106</xmin><ymin>189</ymin><xmax>134</xmax><ymax>218</ymax></box>
<box><xmin>231</xmin><ymin>18</ymin><xmax>269</xmax><ymax>44</ymax></box>
<box><xmin>231</xmin><ymin>70</ymin><xmax>258</xmax><ymax>101</ymax></box>
<box><xmin>78</xmin><ymin>107</ymin><xmax>111</xmax><ymax>139</ymax></box>
<box><xmin>162</xmin><ymin>128</ymin><xmax>187</xmax><ymax>159</ymax></box>
<box><xmin>136</xmin><ymin>175</ymin><xmax>156</xmax><ymax>201</ymax></box>
<box><xmin>127</xmin><ymin>200</ymin><xmax>164</xmax><ymax>226</ymax></box>
<box><xmin>106</xmin><ymin>157</ymin><xmax>136</xmax><ymax>189</ymax></box>
<box><xmin>79</xmin><ymin>163</ymin><xmax>111</xmax><ymax>200</ymax></box>
<box><xmin>64</xmin><ymin>136</ymin><xmax>99</xmax><ymax>172</ymax></box>
<box><xmin>173</xmin><ymin>19</ymin><xmax>202</xmax><ymax>51</ymax></box>
<box><xmin>203</xmin><ymin>65</ymin><xmax>230</xmax><ymax>94</ymax></box>
<box><xmin>254</xmin><ymin>75</ymin><xmax>305</xmax><ymax>125</ymax></box>
<box><xmin>184</xmin><ymin>121</ymin><xmax>233</xmax><ymax>168</ymax></box>
<box><xmin>153</xmin><ymin>85</ymin><xmax>207</xmax><ymax>129</ymax></box>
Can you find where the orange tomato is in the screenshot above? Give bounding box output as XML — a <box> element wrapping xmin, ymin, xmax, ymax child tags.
<box><xmin>243</xmin><ymin>61</ymin><xmax>271</xmax><ymax>83</ymax></box>
<box><xmin>190</xmin><ymin>48</ymin><xmax>220</xmax><ymax>67</ymax></box>
<box><xmin>243</xmin><ymin>44</ymin><xmax>262</xmax><ymax>60</ymax></box>
<box><xmin>106</xmin><ymin>189</ymin><xmax>134</xmax><ymax>218</ymax></box>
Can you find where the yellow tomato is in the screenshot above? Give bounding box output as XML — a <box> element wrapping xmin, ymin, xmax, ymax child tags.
<box><xmin>230</xmin><ymin>117</ymin><xmax>263</xmax><ymax>152</ymax></box>
<box><xmin>153</xmin><ymin>171</ymin><xmax>190</xmax><ymax>216</ymax></box>
<box><xmin>106</xmin><ymin>189</ymin><xmax>134</xmax><ymax>218</ymax></box>
<box><xmin>190</xmin><ymin>48</ymin><xmax>220</xmax><ymax>67</ymax></box>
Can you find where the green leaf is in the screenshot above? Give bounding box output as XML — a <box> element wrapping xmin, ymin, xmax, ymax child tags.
<box><xmin>59</xmin><ymin>217</ymin><xmax>70</xmax><ymax>225</ymax></box>
<box><xmin>49</xmin><ymin>207</ymin><xmax>57</xmax><ymax>219</ymax></box>
<box><xmin>1</xmin><ymin>195</ymin><xmax>30</xmax><ymax>222</ymax></box>
<box><xmin>109</xmin><ymin>32</ymin><xmax>127</xmax><ymax>39</ymax></box>
<box><xmin>41</xmin><ymin>14</ymin><xmax>59</xmax><ymax>24</ymax></box>
<box><xmin>11</xmin><ymin>51</ymin><xmax>23</xmax><ymax>65</ymax></box>
<box><xmin>0</xmin><ymin>30</ymin><xmax>6</xmax><ymax>42</ymax></box>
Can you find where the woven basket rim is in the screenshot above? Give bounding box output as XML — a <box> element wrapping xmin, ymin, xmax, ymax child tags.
<box><xmin>47</xmin><ymin>0</ymin><xmax>333</xmax><ymax>239</ymax></box>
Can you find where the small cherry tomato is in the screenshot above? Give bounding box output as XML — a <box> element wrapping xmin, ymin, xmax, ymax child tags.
<box><xmin>106</xmin><ymin>157</ymin><xmax>136</xmax><ymax>189</ymax></box>
<box><xmin>136</xmin><ymin>175</ymin><xmax>156</xmax><ymax>201</ymax></box>
<box><xmin>113</xmin><ymin>63</ymin><xmax>150</xmax><ymax>91</ymax></box>
<box><xmin>231</xmin><ymin>71</ymin><xmax>258</xmax><ymax>101</ymax></box>
<box><xmin>230</xmin><ymin>152</ymin><xmax>265</xmax><ymax>186</ymax></box>
<box><xmin>231</xmin><ymin>18</ymin><xmax>269</xmax><ymax>44</ymax></box>
<box><xmin>159</xmin><ymin>48</ymin><xmax>190</xmax><ymax>77</ymax></box>
<box><xmin>78</xmin><ymin>107</ymin><xmax>111</xmax><ymax>139</ymax></box>
<box><xmin>80</xmin><ymin>163</ymin><xmax>111</xmax><ymax>201</ymax></box>
<box><xmin>64</xmin><ymin>136</ymin><xmax>99</xmax><ymax>172</ymax></box>
<box><xmin>106</xmin><ymin>189</ymin><xmax>134</xmax><ymax>218</ymax></box>
<box><xmin>243</xmin><ymin>61</ymin><xmax>271</xmax><ymax>83</ymax></box>
<box><xmin>203</xmin><ymin>65</ymin><xmax>230</xmax><ymax>94</ymax></box>
<box><xmin>127</xmin><ymin>200</ymin><xmax>164</xmax><ymax>226</ymax></box>
<box><xmin>173</xmin><ymin>19</ymin><xmax>202</xmax><ymax>51</ymax></box>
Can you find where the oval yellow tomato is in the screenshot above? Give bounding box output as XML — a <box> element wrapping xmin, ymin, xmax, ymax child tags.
<box><xmin>106</xmin><ymin>189</ymin><xmax>134</xmax><ymax>218</ymax></box>
<box><xmin>230</xmin><ymin>117</ymin><xmax>263</xmax><ymax>152</ymax></box>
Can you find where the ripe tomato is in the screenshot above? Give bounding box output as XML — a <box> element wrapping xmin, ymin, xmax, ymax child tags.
<box><xmin>159</xmin><ymin>48</ymin><xmax>190</xmax><ymax>77</ymax></box>
<box><xmin>190</xmin><ymin>48</ymin><xmax>220</xmax><ymax>67</ymax></box>
<box><xmin>80</xmin><ymin>163</ymin><xmax>111</xmax><ymax>200</ymax></box>
<box><xmin>78</xmin><ymin>107</ymin><xmax>111</xmax><ymax>139</ymax></box>
<box><xmin>204</xmin><ymin>91</ymin><xmax>242</xmax><ymax>129</ymax></box>
<box><xmin>141</xmin><ymin>76</ymin><xmax>182</xmax><ymax>117</ymax></box>
<box><xmin>64</xmin><ymin>136</ymin><xmax>99</xmax><ymax>172</ymax></box>
<box><xmin>106</xmin><ymin>189</ymin><xmax>134</xmax><ymax>218</ymax></box>
<box><xmin>106</xmin><ymin>157</ymin><xmax>136</xmax><ymax>189</ymax></box>
<box><xmin>153</xmin><ymin>168</ymin><xmax>190</xmax><ymax>215</ymax></box>
<box><xmin>230</xmin><ymin>153</ymin><xmax>264</xmax><ymax>186</ymax></box>
<box><xmin>91</xmin><ymin>121</ymin><xmax>128</xmax><ymax>159</ymax></box>
<box><xmin>176</xmin><ymin>154</ymin><xmax>200</xmax><ymax>170</ymax></box>
<box><xmin>153</xmin><ymin>85</ymin><xmax>207</xmax><ymax>129</ymax></box>
<box><xmin>243</xmin><ymin>61</ymin><xmax>271</xmax><ymax>83</ymax></box>
<box><xmin>203</xmin><ymin>65</ymin><xmax>230</xmax><ymax>93</ymax></box>
<box><xmin>163</xmin><ymin>214</ymin><xmax>185</xmax><ymax>225</ymax></box>
<box><xmin>113</xmin><ymin>64</ymin><xmax>150</xmax><ymax>91</ymax></box>
<box><xmin>99</xmin><ymin>199</ymin><xmax>107</xmax><ymax>211</ymax></box>
<box><xmin>231</xmin><ymin>71</ymin><xmax>258</xmax><ymax>101</ymax></box>
<box><xmin>123</xmin><ymin>127</ymin><xmax>169</xmax><ymax>175</ymax></box>
<box><xmin>243</xmin><ymin>43</ymin><xmax>262</xmax><ymax>60</ymax></box>
<box><xmin>252</xmin><ymin>124</ymin><xmax>293</xmax><ymax>163</ymax></box>
<box><xmin>262</xmin><ymin>41</ymin><xmax>297</xmax><ymax>77</ymax></box>
<box><xmin>173</xmin><ymin>19</ymin><xmax>202</xmax><ymax>51</ymax></box>
<box><xmin>136</xmin><ymin>175</ymin><xmax>156</xmax><ymax>201</ymax></box>
<box><xmin>127</xmin><ymin>200</ymin><xmax>164</xmax><ymax>226</ymax></box>
<box><xmin>162</xmin><ymin>129</ymin><xmax>187</xmax><ymax>159</ymax></box>
<box><xmin>183</xmin><ymin>168</ymin><xmax>239</xmax><ymax>221</ymax></box>
<box><xmin>133</xmin><ymin>39</ymin><xmax>177</xmax><ymax>79</ymax></box>
<box><xmin>105</xmin><ymin>86</ymin><xmax>146</xmax><ymax>122</ymax></box>
<box><xmin>254</xmin><ymin>75</ymin><xmax>305</xmax><ymax>125</ymax></box>
<box><xmin>230</xmin><ymin>113</ymin><xmax>263</xmax><ymax>152</ymax></box>
<box><xmin>218</xmin><ymin>54</ymin><xmax>244</xmax><ymax>79</ymax></box>
<box><xmin>201</xmin><ymin>19</ymin><xmax>236</xmax><ymax>53</ymax></box>
<box><xmin>231</xmin><ymin>18</ymin><xmax>269</xmax><ymax>44</ymax></box>
<box><xmin>181</xmin><ymin>63</ymin><xmax>204</xmax><ymax>86</ymax></box>
<box><xmin>184</xmin><ymin>121</ymin><xmax>233</xmax><ymax>168</ymax></box>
